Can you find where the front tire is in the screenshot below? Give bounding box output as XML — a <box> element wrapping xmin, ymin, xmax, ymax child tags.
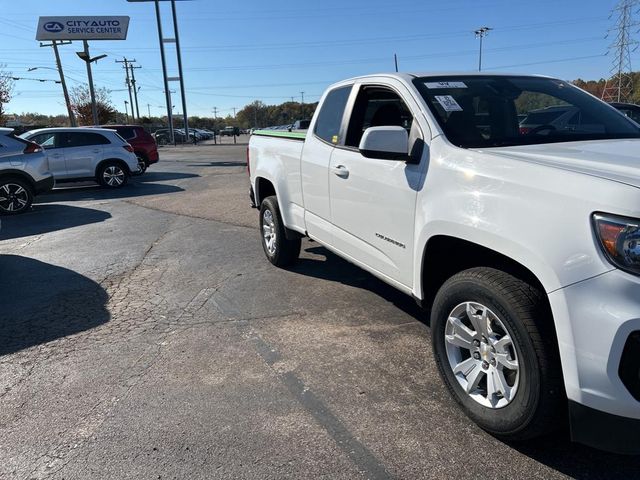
<box><xmin>259</xmin><ymin>196</ymin><xmax>300</xmax><ymax>267</ymax></box>
<box><xmin>97</xmin><ymin>162</ymin><xmax>128</xmax><ymax>189</ymax></box>
<box><xmin>0</xmin><ymin>177</ymin><xmax>33</xmax><ymax>215</ymax></box>
<box><xmin>431</xmin><ymin>267</ymin><xmax>564</xmax><ymax>441</ymax></box>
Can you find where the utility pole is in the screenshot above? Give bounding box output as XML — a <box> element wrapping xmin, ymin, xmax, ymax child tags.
<box><xmin>232</xmin><ymin>107</ymin><xmax>237</xmax><ymax>118</ymax></box>
<box><xmin>394</xmin><ymin>53</ymin><xmax>399</xmax><ymax>72</ymax></box>
<box><xmin>147</xmin><ymin>103</ymin><xmax>151</xmax><ymax>117</ymax></box>
<box><xmin>602</xmin><ymin>0</ymin><xmax>640</xmax><ymax>102</ymax></box>
<box><xmin>300</xmin><ymin>91</ymin><xmax>305</xmax><ymax>118</ymax></box>
<box><xmin>474</xmin><ymin>26</ymin><xmax>492</xmax><ymax>71</ymax></box>
<box><xmin>39</xmin><ymin>40</ymin><xmax>76</xmax><ymax>127</ymax></box>
<box><xmin>129</xmin><ymin>64</ymin><xmax>142</xmax><ymax>121</ymax></box>
<box><xmin>116</xmin><ymin>58</ymin><xmax>136</xmax><ymax>122</ymax></box>
<box><xmin>124</xmin><ymin>100</ymin><xmax>130</xmax><ymax>123</ymax></box>
<box><xmin>76</xmin><ymin>41</ymin><xmax>106</xmax><ymax>126</ymax></box>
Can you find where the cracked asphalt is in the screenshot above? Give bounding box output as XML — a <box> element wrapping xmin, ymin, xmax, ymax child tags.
<box><xmin>1</xmin><ymin>142</ymin><xmax>638</xmax><ymax>479</ymax></box>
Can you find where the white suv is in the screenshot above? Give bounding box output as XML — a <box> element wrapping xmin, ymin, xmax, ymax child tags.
<box><xmin>21</xmin><ymin>128</ymin><xmax>140</xmax><ymax>188</ymax></box>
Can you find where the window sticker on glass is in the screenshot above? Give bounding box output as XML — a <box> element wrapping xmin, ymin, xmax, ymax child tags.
<box><xmin>435</xmin><ymin>95</ymin><xmax>463</xmax><ymax>112</ymax></box>
<box><xmin>425</xmin><ymin>81</ymin><xmax>467</xmax><ymax>89</ymax></box>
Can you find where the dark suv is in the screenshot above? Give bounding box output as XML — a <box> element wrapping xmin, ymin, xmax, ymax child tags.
<box><xmin>99</xmin><ymin>125</ymin><xmax>159</xmax><ymax>174</ymax></box>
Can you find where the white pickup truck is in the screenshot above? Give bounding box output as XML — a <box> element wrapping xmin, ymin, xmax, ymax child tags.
<box><xmin>248</xmin><ymin>73</ymin><xmax>640</xmax><ymax>454</ymax></box>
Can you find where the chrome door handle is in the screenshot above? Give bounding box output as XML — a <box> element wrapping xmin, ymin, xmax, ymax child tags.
<box><xmin>331</xmin><ymin>165</ymin><xmax>349</xmax><ymax>178</ymax></box>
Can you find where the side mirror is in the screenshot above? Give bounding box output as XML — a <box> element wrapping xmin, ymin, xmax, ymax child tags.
<box><xmin>358</xmin><ymin>126</ymin><xmax>410</xmax><ymax>161</ymax></box>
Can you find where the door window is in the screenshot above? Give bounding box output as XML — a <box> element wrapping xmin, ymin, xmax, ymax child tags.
<box><xmin>345</xmin><ymin>86</ymin><xmax>414</xmax><ymax>147</ymax></box>
<box><xmin>64</xmin><ymin>132</ymin><xmax>110</xmax><ymax>148</ymax></box>
<box><xmin>30</xmin><ymin>132</ymin><xmax>59</xmax><ymax>149</ymax></box>
<box><xmin>313</xmin><ymin>85</ymin><xmax>352</xmax><ymax>144</ymax></box>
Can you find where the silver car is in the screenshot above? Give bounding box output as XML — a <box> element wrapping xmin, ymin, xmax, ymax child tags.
<box><xmin>21</xmin><ymin>127</ymin><xmax>140</xmax><ymax>188</ymax></box>
<box><xmin>0</xmin><ymin>128</ymin><xmax>53</xmax><ymax>215</ymax></box>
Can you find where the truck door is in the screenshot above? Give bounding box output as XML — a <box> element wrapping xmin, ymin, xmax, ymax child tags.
<box><xmin>328</xmin><ymin>83</ymin><xmax>423</xmax><ymax>288</ymax></box>
<box><xmin>300</xmin><ymin>85</ymin><xmax>352</xmax><ymax>245</ymax></box>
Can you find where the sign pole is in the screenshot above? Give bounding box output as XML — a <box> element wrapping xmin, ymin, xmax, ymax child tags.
<box><xmin>171</xmin><ymin>0</ymin><xmax>189</xmax><ymax>142</ymax></box>
<box><xmin>83</xmin><ymin>40</ymin><xmax>99</xmax><ymax>126</ymax></box>
<box><xmin>155</xmin><ymin>0</ymin><xmax>175</xmax><ymax>144</ymax></box>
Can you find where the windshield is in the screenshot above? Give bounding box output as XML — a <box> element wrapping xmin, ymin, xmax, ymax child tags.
<box><xmin>413</xmin><ymin>75</ymin><xmax>640</xmax><ymax>148</ymax></box>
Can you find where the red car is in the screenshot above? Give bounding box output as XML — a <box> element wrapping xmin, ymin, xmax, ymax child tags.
<box><xmin>99</xmin><ymin>125</ymin><xmax>159</xmax><ymax>174</ymax></box>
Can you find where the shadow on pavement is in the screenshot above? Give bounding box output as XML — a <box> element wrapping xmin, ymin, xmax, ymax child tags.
<box><xmin>35</xmin><ymin>181</ymin><xmax>185</xmax><ymax>203</ymax></box>
<box><xmin>136</xmin><ymin>171</ymin><xmax>199</xmax><ymax>182</ymax></box>
<box><xmin>292</xmin><ymin>244</ymin><xmax>423</xmax><ymax>321</ymax></box>
<box><xmin>0</xmin><ymin>255</ymin><xmax>109</xmax><ymax>356</ymax></box>
<box><xmin>0</xmin><ymin>204</ymin><xmax>111</xmax><ymax>241</ymax></box>
<box><xmin>186</xmin><ymin>161</ymin><xmax>247</xmax><ymax>168</ymax></box>
<box><xmin>513</xmin><ymin>432</ymin><xmax>640</xmax><ymax>479</ymax></box>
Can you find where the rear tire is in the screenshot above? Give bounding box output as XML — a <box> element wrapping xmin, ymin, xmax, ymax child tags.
<box><xmin>134</xmin><ymin>156</ymin><xmax>147</xmax><ymax>176</ymax></box>
<box><xmin>0</xmin><ymin>177</ymin><xmax>33</xmax><ymax>215</ymax></box>
<box><xmin>430</xmin><ymin>267</ymin><xmax>564</xmax><ymax>441</ymax></box>
<box><xmin>97</xmin><ymin>161</ymin><xmax>128</xmax><ymax>189</ymax></box>
<box><xmin>259</xmin><ymin>196</ymin><xmax>301</xmax><ymax>267</ymax></box>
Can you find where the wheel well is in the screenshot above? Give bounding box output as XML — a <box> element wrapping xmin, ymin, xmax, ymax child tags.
<box><xmin>421</xmin><ymin>235</ymin><xmax>548</xmax><ymax>310</ymax></box>
<box><xmin>255</xmin><ymin>177</ymin><xmax>276</xmax><ymax>206</ymax></box>
<box><xmin>95</xmin><ymin>159</ymin><xmax>131</xmax><ymax>177</ymax></box>
<box><xmin>0</xmin><ymin>171</ymin><xmax>36</xmax><ymax>191</ymax></box>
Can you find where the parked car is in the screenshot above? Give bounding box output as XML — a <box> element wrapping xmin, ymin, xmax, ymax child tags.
<box><xmin>21</xmin><ymin>127</ymin><xmax>140</xmax><ymax>188</ymax></box>
<box><xmin>518</xmin><ymin>105</ymin><xmax>605</xmax><ymax>135</ymax></box>
<box><xmin>0</xmin><ymin>128</ymin><xmax>53</xmax><ymax>215</ymax></box>
<box><xmin>609</xmin><ymin>102</ymin><xmax>640</xmax><ymax>125</ymax></box>
<box><xmin>219</xmin><ymin>126</ymin><xmax>238</xmax><ymax>137</ymax></box>
<box><xmin>98</xmin><ymin>125</ymin><xmax>159</xmax><ymax>174</ymax></box>
<box><xmin>290</xmin><ymin>119</ymin><xmax>311</xmax><ymax>131</ymax></box>
<box><xmin>248</xmin><ymin>72</ymin><xmax>640</xmax><ymax>454</ymax></box>
<box><xmin>153</xmin><ymin>129</ymin><xmax>188</xmax><ymax>145</ymax></box>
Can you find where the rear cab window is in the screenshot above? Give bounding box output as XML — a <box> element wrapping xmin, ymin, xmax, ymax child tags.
<box><xmin>313</xmin><ymin>85</ymin><xmax>352</xmax><ymax>145</ymax></box>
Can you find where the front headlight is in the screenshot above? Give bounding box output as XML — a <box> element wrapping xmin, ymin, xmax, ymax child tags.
<box><xmin>593</xmin><ymin>213</ymin><xmax>640</xmax><ymax>276</ymax></box>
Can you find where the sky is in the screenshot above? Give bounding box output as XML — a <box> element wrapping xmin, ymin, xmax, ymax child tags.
<box><xmin>0</xmin><ymin>0</ymin><xmax>628</xmax><ymax>119</ymax></box>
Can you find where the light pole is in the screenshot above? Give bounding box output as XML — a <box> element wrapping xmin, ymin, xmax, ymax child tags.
<box><xmin>474</xmin><ymin>26</ymin><xmax>492</xmax><ymax>72</ymax></box>
<box><xmin>76</xmin><ymin>43</ymin><xmax>107</xmax><ymax>125</ymax></box>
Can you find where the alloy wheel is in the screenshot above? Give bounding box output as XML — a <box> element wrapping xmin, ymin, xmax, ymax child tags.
<box><xmin>103</xmin><ymin>166</ymin><xmax>125</xmax><ymax>187</ymax></box>
<box><xmin>262</xmin><ymin>209</ymin><xmax>276</xmax><ymax>255</ymax></box>
<box><xmin>0</xmin><ymin>183</ymin><xmax>29</xmax><ymax>213</ymax></box>
<box><xmin>444</xmin><ymin>301</ymin><xmax>520</xmax><ymax>409</ymax></box>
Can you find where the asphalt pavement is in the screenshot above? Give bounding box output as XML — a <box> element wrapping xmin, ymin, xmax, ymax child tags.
<box><xmin>0</xmin><ymin>142</ymin><xmax>638</xmax><ymax>479</ymax></box>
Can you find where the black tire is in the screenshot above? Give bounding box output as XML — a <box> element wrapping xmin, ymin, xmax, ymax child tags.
<box><xmin>0</xmin><ymin>177</ymin><xmax>34</xmax><ymax>215</ymax></box>
<box><xmin>97</xmin><ymin>161</ymin><xmax>128</xmax><ymax>189</ymax></box>
<box><xmin>430</xmin><ymin>267</ymin><xmax>564</xmax><ymax>441</ymax></box>
<box><xmin>259</xmin><ymin>195</ymin><xmax>301</xmax><ymax>267</ymax></box>
<box><xmin>134</xmin><ymin>156</ymin><xmax>147</xmax><ymax>176</ymax></box>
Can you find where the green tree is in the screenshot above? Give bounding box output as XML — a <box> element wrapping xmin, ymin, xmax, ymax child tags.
<box><xmin>0</xmin><ymin>66</ymin><xmax>15</xmax><ymax>125</ymax></box>
<box><xmin>70</xmin><ymin>84</ymin><xmax>116</xmax><ymax>125</ymax></box>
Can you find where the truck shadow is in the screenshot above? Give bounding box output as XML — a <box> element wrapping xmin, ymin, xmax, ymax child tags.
<box><xmin>0</xmin><ymin>255</ymin><xmax>109</xmax><ymax>356</ymax></box>
<box><xmin>0</xmin><ymin>204</ymin><xmax>111</xmax><ymax>241</ymax></box>
<box><xmin>292</xmin><ymin>244</ymin><xmax>424</xmax><ymax>322</ymax></box>
<box><xmin>513</xmin><ymin>432</ymin><xmax>640</xmax><ymax>479</ymax></box>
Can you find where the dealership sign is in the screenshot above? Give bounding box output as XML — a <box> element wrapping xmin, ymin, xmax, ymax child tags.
<box><xmin>36</xmin><ymin>16</ymin><xmax>130</xmax><ymax>41</ymax></box>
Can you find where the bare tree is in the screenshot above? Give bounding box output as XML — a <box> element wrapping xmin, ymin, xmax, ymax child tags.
<box><xmin>0</xmin><ymin>66</ymin><xmax>15</xmax><ymax>125</ymax></box>
<box><xmin>69</xmin><ymin>84</ymin><xmax>116</xmax><ymax>125</ymax></box>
